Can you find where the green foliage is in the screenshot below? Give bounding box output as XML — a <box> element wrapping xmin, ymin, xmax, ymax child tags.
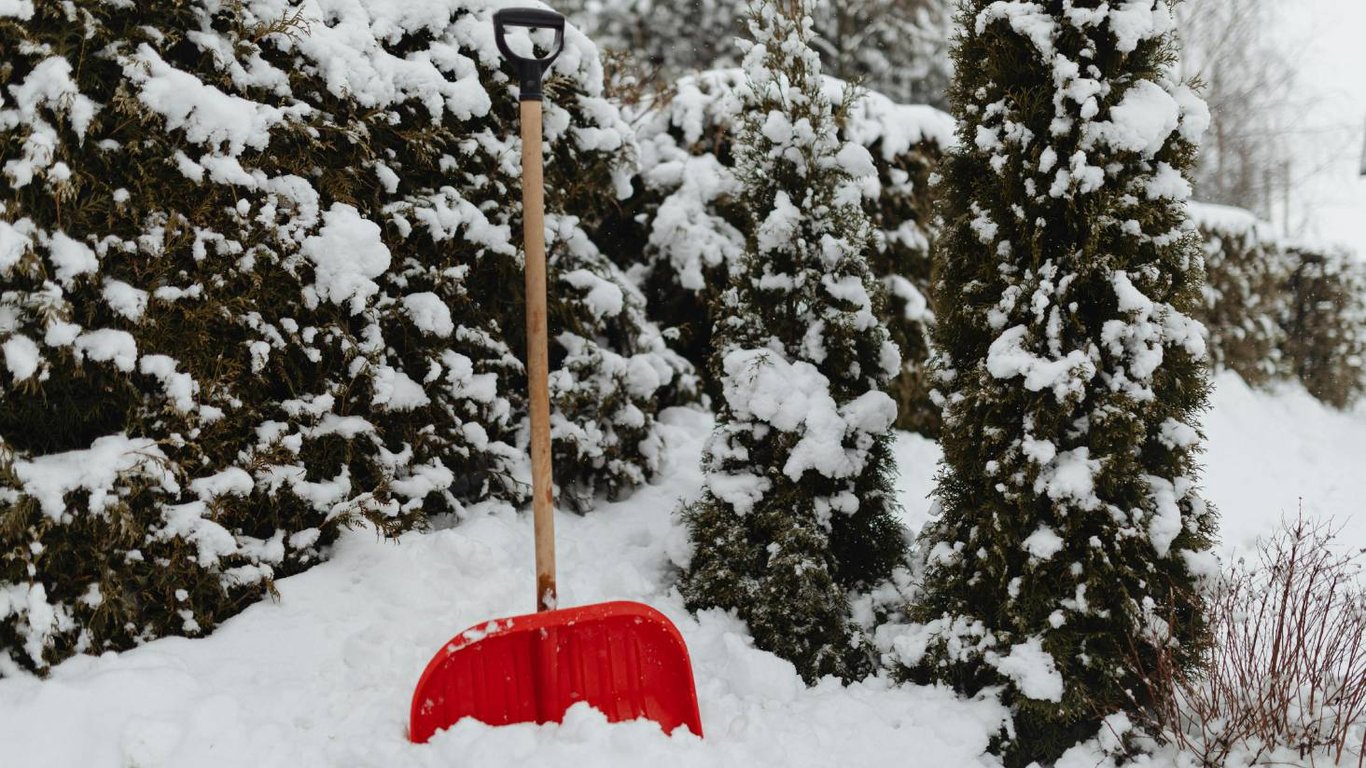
<box><xmin>1189</xmin><ymin>205</ymin><xmax>1289</xmax><ymax>386</ymax></box>
<box><xmin>677</xmin><ymin>0</ymin><xmax>906</xmax><ymax>683</ymax></box>
<box><xmin>910</xmin><ymin>2</ymin><xmax>1216</xmax><ymax>764</ymax></box>
<box><xmin>1190</xmin><ymin>203</ymin><xmax>1366</xmax><ymax>406</ymax></box>
<box><xmin>0</xmin><ymin>0</ymin><xmax>691</xmax><ymax>673</ymax></box>
<box><xmin>1281</xmin><ymin>246</ymin><xmax>1366</xmax><ymax>409</ymax></box>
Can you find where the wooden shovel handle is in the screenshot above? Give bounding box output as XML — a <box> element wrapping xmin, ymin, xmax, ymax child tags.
<box><xmin>520</xmin><ymin>100</ymin><xmax>557</xmax><ymax>613</ymax></box>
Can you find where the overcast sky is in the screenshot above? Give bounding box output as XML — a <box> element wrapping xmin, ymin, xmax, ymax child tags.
<box><xmin>1283</xmin><ymin>0</ymin><xmax>1366</xmax><ymax>255</ymax></box>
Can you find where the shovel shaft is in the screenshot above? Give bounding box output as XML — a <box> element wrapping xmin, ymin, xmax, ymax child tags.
<box><xmin>520</xmin><ymin>99</ymin><xmax>556</xmax><ymax>613</ymax></box>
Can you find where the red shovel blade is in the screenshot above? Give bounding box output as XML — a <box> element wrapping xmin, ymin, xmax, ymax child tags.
<box><xmin>409</xmin><ymin>600</ymin><xmax>703</xmax><ymax>743</ymax></box>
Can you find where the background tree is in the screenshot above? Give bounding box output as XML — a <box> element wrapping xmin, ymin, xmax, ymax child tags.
<box><xmin>563</xmin><ymin>0</ymin><xmax>956</xmax><ymax>109</ymax></box>
<box><xmin>909</xmin><ymin>2</ymin><xmax>1216</xmax><ymax>764</ymax></box>
<box><xmin>1174</xmin><ymin>0</ymin><xmax>1362</xmax><ymax>240</ymax></box>
<box><xmin>1174</xmin><ymin>0</ymin><xmax>1298</xmax><ymax>224</ymax></box>
<box><xmin>678</xmin><ymin>0</ymin><xmax>906</xmax><ymax>681</ymax></box>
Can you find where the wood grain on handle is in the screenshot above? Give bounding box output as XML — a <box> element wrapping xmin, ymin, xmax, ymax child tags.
<box><xmin>520</xmin><ymin>99</ymin><xmax>557</xmax><ymax>613</ymax></box>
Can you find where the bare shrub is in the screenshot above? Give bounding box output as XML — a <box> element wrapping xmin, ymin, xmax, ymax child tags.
<box><xmin>1135</xmin><ymin>512</ymin><xmax>1366</xmax><ymax>767</ymax></box>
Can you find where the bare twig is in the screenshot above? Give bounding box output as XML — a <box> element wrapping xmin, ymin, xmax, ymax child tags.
<box><xmin>1133</xmin><ymin>509</ymin><xmax>1366</xmax><ymax>766</ymax></box>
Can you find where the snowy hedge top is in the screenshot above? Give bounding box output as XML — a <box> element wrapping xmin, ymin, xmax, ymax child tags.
<box><xmin>1188</xmin><ymin>202</ymin><xmax>1271</xmax><ymax>243</ymax></box>
<box><xmin>1189</xmin><ymin>201</ymin><xmax>1364</xmax><ymax>264</ymax></box>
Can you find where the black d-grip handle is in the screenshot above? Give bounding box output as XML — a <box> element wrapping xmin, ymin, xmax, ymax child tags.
<box><xmin>493</xmin><ymin>8</ymin><xmax>565</xmax><ymax>101</ymax></box>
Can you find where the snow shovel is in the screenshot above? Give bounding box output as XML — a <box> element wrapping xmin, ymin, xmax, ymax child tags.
<box><xmin>407</xmin><ymin>8</ymin><xmax>703</xmax><ymax>744</ymax></box>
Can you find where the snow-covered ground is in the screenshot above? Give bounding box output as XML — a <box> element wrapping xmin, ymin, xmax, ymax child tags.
<box><xmin>1202</xmin><ymin>373</ymin><xmax>1366</xmax><ymax>554</ymax></box>
<box><xmin>2</xmin><ymin>373</ymin><xmax>1363</xmax><ymax>767</ymax></box>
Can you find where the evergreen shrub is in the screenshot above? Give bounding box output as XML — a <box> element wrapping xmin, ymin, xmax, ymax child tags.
<box><xmin>677</xmin><ymin>0</ymin><xmax>906</xmax><ymax>682</ymax></box>
<box><xmin>1280</xmin><ymin>245</ymin><xmax>1366</xmax><ymax>409</ymax></box>
<box><xmin>0</xmin><ymin>0</ymin><xmax>691</xmax><ymax>673</ymax></box>
<box><xmin>908</xmin><ymin>2</ymin><xmax>1217</xmax><ymax>763</ymax></box>
<box><xmin>1188</xmin><ymin>203</ymin><xmax>1289</xmax><ymax>386</ymax></box>
<box><xmin>1190</xmin><ymin>203</ymin><xmax>1366</xmax><ymax>406</ymax></box>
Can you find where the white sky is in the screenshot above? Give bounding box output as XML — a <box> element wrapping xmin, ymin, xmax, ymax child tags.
<box><xmin>1281</xmin><ymin>0</ymin><xmax>1366</xmax><ymax>255</ymax></box>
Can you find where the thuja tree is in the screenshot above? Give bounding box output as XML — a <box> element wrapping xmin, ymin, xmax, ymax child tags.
<box><xmin>0</xmin><ymin>0</ymin><xmax>690</xmax><ymax>673</ymax></box>
<box><xmin>910</xmin><ymin>1</ymin><xmax>1216</xmax><ymax>763</ymax></box>
<box><xmin>678</xmin><ymin>0</ymin><xmax>906</xmax><ymax>682</ymax></box>
<box><xmin>1282</xmin><ymin>245</ymin><xmax>1366</xmax><ymax>409</ymax></box>
<box><xmin>597</xmin><ymin>68</ymin><xmax>953</xmax><ymax>433</ymax></box>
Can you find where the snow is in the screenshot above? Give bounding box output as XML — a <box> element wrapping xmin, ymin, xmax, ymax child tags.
<box><xmin>157</xmin><ymin>503</ymin><xmax>240</xmax><ymax>568</ymax></box>
<box><xmin>1143</xmin><ymin>475</ymin><xmax>1187</xmax><ymax>558</ymax></box>
<box><xmin>102</xmin><ymin>279</ymin><xmax>150</xmax><ymax>321</ymax></box>
<box><xmin>1170</xmin><ymin>84</ymin><xmax>1209</xmax><ymax>145</ymax></box>
<box><xmin>1144</xmin><ymin>162</ymin><xmax>1190</xmax><ymax>200</ymax></box>
<box><xmin>300</xmin><ymin>204</ymin><xmax>392</xmax><ymax>314</ymax></box>
<box><xmin>1188</xmin><ymin>201</ymin><xmax>1263</xmax><ymax>238</ymax></box>
<box><xmin>1022</xmin><ymin>525</ymin><xmax>1065</xmax><ymax>562</ymax></box>
<box><xmin>401</xmin><ymin>292</ymin><xmax>454</xmax><ymax>337</ymax></box>
<box><xmin>8</xmin><ymin>56</ymin><xmax>98</xmax><ymax>140</ymax></box>
<box><xmin>561</xmin><ymin>269</ymin><xmax>625</xmax><ymax>319</ymax></box>
<box><xmin>990</xmin><ymin>638</ymin><xmax>1063</xmax><ymax>702</ymax></box>
<box><xmin>189</xmin><ymin>468</ymin><xmax>255</xmax><ymax>501</ymax></box>
<box><xmin>138</xmin><ymin>354</ymin><xmax>199</xmax><ymax>413</ymax></box>
<box><xmin>834</xmin><ymin>143</ymin><xmax>876</xmax><ymax>179</ymax></box>
<box><xmin>985</xmin><ymin>325</ymin><xmax>1095</xmax><ymax>401</ymax></box>
<box><xmin>0</xmin><ymin>218</ymin><xmax>31</xmax><ymax>272</ymax></box>
<box><xmin>0</xmin><ymin>583</ymin><xmax>60</xmax><ymax>668</ymax></box>
<box><xmin>280</xmin><ymin>0</ymin><xmax>491</xmax><ymax>120</ymax></box>
<box><xmin>1101</xmin><ymin>271</ymin><xmax>1208</xmax><ymax>397</ymax></box>
<box><xmin>1091</xmin><ymin>80</ymin><xmax>1180</xmax><ymax>157</ymax></box>
<box><xmin>1</xmin><ymin>375</ymin><xmax>1364</xmax><ymax>762</ymax></box>
<box><xmin>0</xmin><ymin>0</ymin><xmax>34</xmax><ymax>20</ymax></box>
<box><xmin>73</xmin><ymin>329</ymin><xmax>138</xmax><ymax>372</ymax></box>
<box><xmin>755</xmin><ymin>191</ymin><xmax>801</xmax><ymax>256</ymax></box>
<box><xmin>641</xmin><ymin>151</ymin><xmax>742</xmax><ymax>292</ymax></box>
<box><xmin>719</xmin><ymin>350</ymin><xmax>895</xmax><ymax>483</ymax></box>
<box><xmin>1202</xmin><ymin>373</ymin><xmax>1366</xmax><ymax>555</ymax></box>
<box><xmin>372</xmin><ymin>365</ymin><xmax>432</xmax><ymax>411</ymax></box>
<box><xmin>47</xmin><ymin>232</ymin><xmax>99</xmax><ymax>285</ymax></box>
<box><xmin>1106</xmin><ymin>1</ymin><xmax>1174</xmax><ymax>54</ymax></box>
<box><xmin>686</xmin><ymin>68</ymin><xmax>957</xmax><ymax>158</ymax></box>
<box><xmin>2</xmin><ymin>334</ymin><xmax>39</xmax><ymax>382</ymax></box>
<box><xmin>12</xmin><ymin>435</ymin><xmax>177</xmax><ymax>522</ymax></box>
<box><xmin>0</xmin><ymin>409</ymin><xmax>1008</xmax><ymax>767</ymax></box>
<box><xmin>977</xmin><ymin>2</ymin><xmax>1057</xmax><ymax>59</ymax></box>
<box><xmin>1036</xmin><ymin>448</ymin><xmax>1100</xmax><ymax>509</ymax></box>
<box><xmin>129</xmin><ymin>44</ymin><xmax>306</xmax><ymax>156</ymax></box>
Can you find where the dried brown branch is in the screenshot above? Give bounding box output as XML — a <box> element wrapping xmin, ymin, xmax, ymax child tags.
<box><xmin>1133</xmin><ymin>510</ymin><xmax>1366</xmax><ymax>767</ymax></box>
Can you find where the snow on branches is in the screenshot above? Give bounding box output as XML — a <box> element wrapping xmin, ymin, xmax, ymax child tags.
<box><xmin>0</xmin><ymin>0</ymin><xmax>691</xmax><ymax>673</ymax></box>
